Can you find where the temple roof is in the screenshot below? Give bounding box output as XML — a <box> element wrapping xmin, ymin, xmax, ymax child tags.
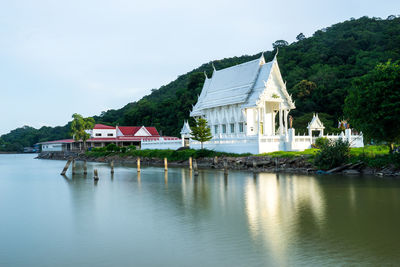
<box><xmin>180</xmin><ymin>120</ymin><xmax>192</xmax><ymax>135</ymax></box>
<box><xmin>307</xmin><ymin>113</ymin><xmax>325</xmax><ymax>129</ymax></box>
<box><xmin>190</xmin><ymin>54</ymin><xmax>293</xmax><ymax>116</ymax></box>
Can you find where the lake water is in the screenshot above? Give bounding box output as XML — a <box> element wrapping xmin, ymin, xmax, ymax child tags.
<box><xmin>1</xmin><ymin>154</ymin><xmax>400</xmax><ymax>266</ymax></box>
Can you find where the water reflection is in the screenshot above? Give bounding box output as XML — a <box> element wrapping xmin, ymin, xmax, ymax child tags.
<box><xmin>4</xmin><ymin>155</ymin><xmax>399</xmax><ymax>266</ymax></box>
<box><xmin>245</xmin><ymin>173</ymin><xmax>326</xmax><ymax>264</ymax></box>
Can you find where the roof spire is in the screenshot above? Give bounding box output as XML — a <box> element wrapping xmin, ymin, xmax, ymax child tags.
<box><xmin>259</xmin><ymin>51</ymin><xmax>266</xmax><ymax>65</ymax></box>
<box><xmin>274</xmin><ymin>47</ymin><xmax>279</xmax><ymax>61</ymax></box>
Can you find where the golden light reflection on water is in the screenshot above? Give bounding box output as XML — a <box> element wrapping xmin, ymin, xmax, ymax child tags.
<box><xmin>245</xmin><ymin>173</ymin><xmax>326</xmax><ymax>264</ymax></box>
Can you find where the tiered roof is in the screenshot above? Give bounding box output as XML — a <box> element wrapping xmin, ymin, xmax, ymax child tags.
<box><xmin>191</xmin><ymin>54</ymin><xmax>294</xmax><ymax>116</ymax></box>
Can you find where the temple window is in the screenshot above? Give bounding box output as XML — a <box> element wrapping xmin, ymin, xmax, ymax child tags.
<box><xmin>230</xmin><ymin>123</ymin><xmax>235</xmax><ymax>133</ymax></box>
<box><xmin>239</xmin><ymin>123</ymin><xmax>244</xmax><ymax>133</ymax></box>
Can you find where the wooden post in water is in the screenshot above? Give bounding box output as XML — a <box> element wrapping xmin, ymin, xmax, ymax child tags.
<box><xmin>193</xmin><ymin>159</ymin><xmax>199</xmax><ymax>176</ymax></box>
<box><xmin>137</xmin><ymin>157</ymin><xmax>141</xmax><ymax>172</ymax></box>
<box><xmin>93</xmin><ymin>169</ymin><xmax>99</xmax><ymax>180</ymax></box>
<box><xmin>72</xmin><ymin>159</ymin><xmax>76</xmax><ymax>175</ymax></box>
<box><xmin>164</xmin><ymin>158</ymin><xmax>168</xmax><ymax>172</ymax></box>
<box><xmin>110</xmin><ymin>160</ymin><xmax>114</xmax><ymax>174</ymax></box>
<box><xmin>60</xmin><ymin>158</ymin><xmax>73</xmax><ymax>175</ymax></box>
<box><xmin>189</xmin><ymin>157</ymin><xmax>193</xmax><ymax>170</ymax></box>
<box><xmin>223</xmin><ymin>159</ymin><xmax>228</xmax><ymax>175</ymax></box>
<box><xmin>83</xmin><ymin>160</ymin><xmax>87</xmax><ymax>175</ymax></box>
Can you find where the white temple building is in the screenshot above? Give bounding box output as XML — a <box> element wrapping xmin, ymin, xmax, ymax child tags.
<box><xmin>141</xmin><ymin>53</ymin><xmax>363</xmax><ymax>153</ymax></box>
<box><xmin>185</xmin><ymin>54</ymin><xmax>363</xmax><ymax>153</ymax></box>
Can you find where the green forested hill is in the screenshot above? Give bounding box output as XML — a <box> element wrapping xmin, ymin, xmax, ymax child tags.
<box><xmin>1</xmin><ymin>16</ymin><xmax>399</xmax><ymax>151</ymax></box>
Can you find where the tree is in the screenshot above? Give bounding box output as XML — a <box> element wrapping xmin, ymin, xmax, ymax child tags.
<box><xmin>3</xmin><ymin>16</ymin><xmax>400</xmax><ymax>148</ymax></box>
<box><xmin>272</xmin><ymin>40</ymin><xmax>289</xmax><ymax>49</ymax></box>
<box><xmin>70</xmin><ymin>113</ymin><xmax>95</xmax><ymax>151</ymax></box>
<box><xmin>191</xmin><ymin>117</ymin><xmax>212</xmax><ymax>149</ymax></box>
<box><xmin>292</xmin><ymin>80</ymin><xmax>316</xmax><ymax>99</ymax></box>
<box><xmin>345</xmin><ymin>60</ymin><xmax>400</xmax><ymax>153</ymax></box>
<box><xmin>296</xmin><ymin>33</ymin><xmax>305</xmax><ymax>41</ymax></box>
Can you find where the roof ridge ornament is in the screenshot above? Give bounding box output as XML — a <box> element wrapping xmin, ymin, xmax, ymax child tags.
<box><xmin>274</xmin><ymin>48</ymin><xmax>279</xmax><ymax>61</ymax></box>
<box><xmin>204</xmin><ymin>71</ymin><xmax>208</xmax><ymax>79</ymax></box>
<box><xmin>259</xmin><ymin>51</ymin><xmax>266</xmax><ymax>65</ymax></box>
<box><xmin>212</xmin><ymin>62</ymin><xmax>216</xmax><ymax>71</ymax></box>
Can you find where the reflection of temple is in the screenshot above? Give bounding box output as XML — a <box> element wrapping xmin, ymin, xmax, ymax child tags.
<box><xmin>245</xmin><ymin>173</ymin><xmax>326</xmax><ymax>264</ymax></box>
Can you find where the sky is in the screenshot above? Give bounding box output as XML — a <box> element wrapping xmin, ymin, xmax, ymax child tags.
<box><xmin>0</xmin><ymin>0</ymin><xmax>399</xmax><ymax>135</ymax></box>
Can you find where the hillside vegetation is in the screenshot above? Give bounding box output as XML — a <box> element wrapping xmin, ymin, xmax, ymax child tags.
<box><xmin>1</xmin><ymin>16</ymin><xmax>399</xmax><ymax>151</ymax></box>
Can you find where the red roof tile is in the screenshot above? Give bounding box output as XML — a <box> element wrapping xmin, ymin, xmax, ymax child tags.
<box><xmin>118</xmin><ymin>126</ymin><xmax>140</xmax><ymax>136</ymax></box>
<box><xmin>93</xmin><ymin>124</ymin><xmax>115</xmax><ymax>129</ymax></box>
<box><xmin>145</xmin><ymin>127</ymin><xmax>159</xmax><ymax>136</ymax></box>
<box><xmin>118</xmin><ymin>126</ymin><xmax>159</xmax><ymax>137</ymax></box>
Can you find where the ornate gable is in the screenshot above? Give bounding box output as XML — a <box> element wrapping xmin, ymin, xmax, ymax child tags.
<box><xmin>307</xmin><ymin>113</ymin><xmax>325</xmax><ymax>130</ymax></box>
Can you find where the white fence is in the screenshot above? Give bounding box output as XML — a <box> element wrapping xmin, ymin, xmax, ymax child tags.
<box><xmin>141</xmin><ymin>138</ymin><xmax>182</xmax><ymax>150</ymax></box>
<box><xmin>190</xmin><ymin>136</ymin><xmax>259</xmax><ymax>154</ymax></box>
<box><xmin>140</xmin><ymin>129</ymin><xmax>363</xmax><ymax>154</ymax></box>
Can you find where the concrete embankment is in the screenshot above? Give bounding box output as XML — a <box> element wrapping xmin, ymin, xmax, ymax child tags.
<box><xmin>37</xmin><ymin>151</ymin><xmax>400</xmax><ymax>177</ymax></box>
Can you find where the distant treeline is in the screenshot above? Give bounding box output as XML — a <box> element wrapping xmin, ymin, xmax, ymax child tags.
<box><xmin>1</xmin><ymin>15</ymin><xmax>400</xmax><ymax>152</ymax></box>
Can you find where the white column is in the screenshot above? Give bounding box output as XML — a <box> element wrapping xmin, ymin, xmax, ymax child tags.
<box><xmin>279</xmin><ymin>105</ymin><xmax>283</xmax><ymax>135</ymax></box>
<box><xmin>257</xmin><ymin>108</ymin><xmax>261</xmax><ymax>136</ymax></box>
<box><xmin>284</xmin><ymin>109</ymin><xmax>288</xmax><ymax>135</ymax></box>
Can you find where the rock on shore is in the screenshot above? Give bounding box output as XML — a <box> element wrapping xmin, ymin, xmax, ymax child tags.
<box><xmin>36</xmin><ymin>151</ymin><xmax>400</xmax><ymax>177</ymax></box>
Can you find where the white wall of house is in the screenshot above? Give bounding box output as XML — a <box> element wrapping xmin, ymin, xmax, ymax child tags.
<box><xmin>91</xmin><ymin>129</ymin><xmax>116</xmax><ymax>138</ymax></box>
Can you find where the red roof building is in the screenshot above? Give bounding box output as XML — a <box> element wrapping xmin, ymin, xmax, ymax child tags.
<box><xmin>39</xmin><ymin>124</ymin><xmax>179</xmax><ymax>152</ymax></box>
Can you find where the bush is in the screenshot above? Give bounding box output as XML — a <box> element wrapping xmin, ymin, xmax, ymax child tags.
<box><xmin>194</xmin><ymin>149</ymin><xmax>215</xmax><ymax>158</ymax></box>
<box><xmin>91</xmin><ymin>147</ymin><xmax>107</xmax><ymax>152</ymax></box>
<box><xmin>314</xmin><ymin>139</ymin><xmax>350</xmax><ymax>170</ymax></box>
<box><xmin>127</xmin><ymin>145</ymin><xmax>136</xmax><ymax>151</ymax></box>
<box><xmin>106</xmin><ymin>143</ymin><xmax>119</xmax><ymax>152</ymax></box>
<box><xmin>315</xmin><ymin>137</ymin><xmax>330</xmax><ymax>149</ymax></box>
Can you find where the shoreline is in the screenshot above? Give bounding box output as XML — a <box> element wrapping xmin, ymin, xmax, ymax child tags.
<box><xmin>36</xmin><ymin>152</ymin><xmax>400</xmax><ymax>177</ymax></box>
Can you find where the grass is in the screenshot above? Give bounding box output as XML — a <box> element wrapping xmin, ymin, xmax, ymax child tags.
<box><xmin>258</xmin><ymin>148</ymin><xmax>318</xmax><ymax>158</ymax></box>
<box><xmin>350</xmin><ymin>145</ymin><xmax>389</xmax><ymax>157</ymax></box>
<box><xmin>349</xmin><ymin>145</ymin><xmax>399</xmax><ymax>168</ymax></box>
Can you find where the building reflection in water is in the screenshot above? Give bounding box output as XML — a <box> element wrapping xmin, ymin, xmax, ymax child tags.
<box><xmin>245</xmin><ymin>173</ymin><xmax>326</xmax><ymax>264</ymax></box>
